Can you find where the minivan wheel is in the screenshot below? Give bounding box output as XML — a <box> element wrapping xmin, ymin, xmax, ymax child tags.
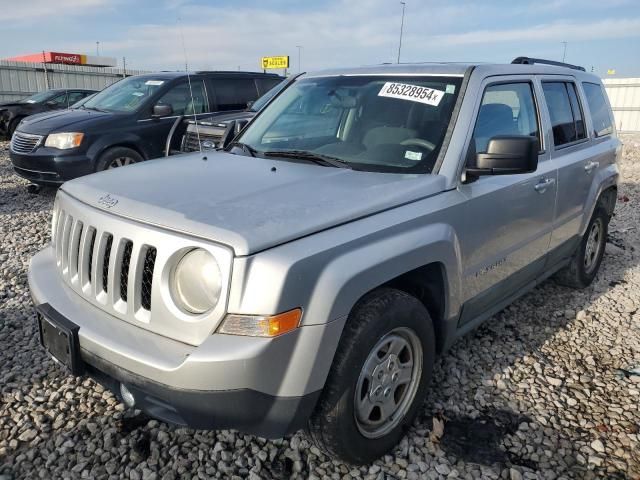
<box><xmin>96</xmin><ymin>147</ymin><xmax>143</xmax><ymax>172</ymax></box>
<box><xmin>555</xmin><ymin>204</ymin><xmax>608</xmax><ymax>289</ymax></box>
<box><xmin>307</xmin><ymin>288</ymin><xmax>435</xmax><ymax>464</ymax></box>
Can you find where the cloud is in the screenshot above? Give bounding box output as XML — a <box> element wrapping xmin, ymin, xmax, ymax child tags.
<box><xmin>430</xmin><ymin>18</ymin><xmax>640</xmax><ymax>46</ymax></box>
<box><xmin>0</xmin><ymin>0</ymin><xmax>113</xmax><ymax>22</ymax></box>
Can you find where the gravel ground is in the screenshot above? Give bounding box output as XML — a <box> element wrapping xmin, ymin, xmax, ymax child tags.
<box><xmin>1</xmin><ymin>136</ymin><xmax>639</xmax><ymax>480</ymax></box>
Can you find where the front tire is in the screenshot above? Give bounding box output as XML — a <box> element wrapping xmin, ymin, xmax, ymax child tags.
<box><xmin>96</xmin><ymin>146</ymin><xmax>143</xmax><ymax>171</ymax></box>
<box><xmin>307</xmin><ymin>288</ymin><xmax>435</xmax><ymax>464</ymax></box>
<box><xmin>555</xmin><ymin>204</ymin><xmax>609</xmax><ymax>289</ymax></box>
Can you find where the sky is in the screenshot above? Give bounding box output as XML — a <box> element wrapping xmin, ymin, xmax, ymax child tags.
<box><xmin>0</xmin><ymin>0</ymin><xmax>638</xmax><ymax>77</ymax></box>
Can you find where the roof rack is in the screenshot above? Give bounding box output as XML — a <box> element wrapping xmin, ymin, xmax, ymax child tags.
<box><xmin>511</xmin><ymin>56</ymin><xmax>586</xmax><ymax>72</ymax></box>
<box><xmin>194</xmin><ymin>70</ymin><xmax>281</xmax><ymax>75</ymax></box>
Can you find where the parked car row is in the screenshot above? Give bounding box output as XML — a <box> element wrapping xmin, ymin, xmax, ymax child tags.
<box><xmin>8</xmin><ymin>71</ymin><xmax>282</xmax><ymax>184</ymax></box>
<box><xmin>27</xmin><ymin>57</ymin><xmax>620</xmax><ymax>463</ymax></box>
<box><xmin>0</xmin><ymin>88</ymin><xmax>96</xmax><ymax>138</ymax></box>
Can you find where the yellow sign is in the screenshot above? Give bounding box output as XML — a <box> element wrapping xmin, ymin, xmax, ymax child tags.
<box><xmin>261</xmin><ymin>56</ymin><xmax>289</xmax><ymax>69</ymax></box>
<box><xmin>607</xmin><ymin>69</ymin><xmax>616</xmax><ymax>75</ymax></box>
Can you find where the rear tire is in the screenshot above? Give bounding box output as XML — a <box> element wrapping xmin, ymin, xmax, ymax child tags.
<box><xmin>307</xmin><ymin>288</ymin><xmax>436</xmax><ymax>464</ymax></box>
<box><xmin>555</xmin><ymin>204</ymin><xmax>608</xmax><ymax>289</ymax></box>
<box><xmin>96</xmin><ymin>146</ymin><xmax>143</xmax><ymax>171</ymax></box>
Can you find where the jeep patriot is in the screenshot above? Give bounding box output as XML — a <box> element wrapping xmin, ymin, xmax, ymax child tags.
<box><xmin>29</xmin><ymin>58</ymin><xmax>620</xmax><ymax>463</ymax></box>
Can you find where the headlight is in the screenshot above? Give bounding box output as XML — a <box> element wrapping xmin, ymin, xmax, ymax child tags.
<box><xmin>170</xmin><ymin>249</ymin><xmax>222</xmax><ymax>314</ymax></box>
<box><xmin>44</xmin><ymin>132</ymin><xmax>84</xmax><ymax>149</ymax></box>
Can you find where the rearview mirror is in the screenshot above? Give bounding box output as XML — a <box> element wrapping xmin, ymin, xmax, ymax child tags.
<box><xmin>152</xmin><ymin>104</ymin><xmax>173</xmax><ymax>118</ymax></box>
<box><xmin>246</xmin><ymin>100</ymin><xmax>255</xmax><ymax>110</ymax></box>
<box><xmin>466</xmin><ymin>136</ymin><xmax>538</xmax><ymax>179</ymax></box>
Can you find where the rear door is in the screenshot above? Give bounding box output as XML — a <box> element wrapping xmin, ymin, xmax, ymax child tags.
<box><xmin>538</xmin><ymin>77</ymin><xmax>596</xmax><ymax>262</ymax></box>
<box><xmin>457</xmin><ymin>76</ymin><xmax>557</xmax><ymax>326</ymax></box>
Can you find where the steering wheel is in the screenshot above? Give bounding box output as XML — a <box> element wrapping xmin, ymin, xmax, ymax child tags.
<box><xmin>400</xmin><ymin>138</ymin><xmax>436</xmax><ymax>151</ymax></box>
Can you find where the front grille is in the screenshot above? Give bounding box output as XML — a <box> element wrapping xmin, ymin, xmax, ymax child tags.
<box><xmin>120</xmin><ymin>241</ymin><xmax>133</xmax><ymax>301</ymax></box>
<box><xmin>141</xmin><ymin>248</ymin><xmax>157</xmax><ymax>310</ymax></box>
<box><xmin>181</xmin><ymin>130</ymin><xmax>223</xmax><ymax>152</ymax></box>
<box><xmin>55</xmin><ymin>209</ymin><xmax>157</xmax><ymax>312</ymax></box>
<box><xmin>10</xmin><ymin>132</ymin><xmax>44</xmax><ymax>154</ymax></box>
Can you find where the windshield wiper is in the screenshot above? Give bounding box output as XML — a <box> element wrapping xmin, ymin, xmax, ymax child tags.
<box><xmin>228</xmin><ymin>141</ymin><xmax>257</xmax><ymax>157</ymax></box>
<box><xmin>262</xmin><ymin>150</ymin><xmax>351</xmax><ymax>169</ymax></box>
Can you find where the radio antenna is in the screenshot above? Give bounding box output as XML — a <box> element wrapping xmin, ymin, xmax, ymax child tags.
<box><xmin>178</xmin><ymin>17</ymin><xmax>202</xmax><ymax>153</ymax></box>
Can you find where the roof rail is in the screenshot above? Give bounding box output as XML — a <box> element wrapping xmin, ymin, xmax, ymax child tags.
<box><xmin>511</xmin><ymin>56</ymin><xmax>586</xmax><ymax>72</ymax></box>
<box><xmin>193</xmin><ymin>70</ymin><xmax>281</xmax><ymax>76</ymax></box>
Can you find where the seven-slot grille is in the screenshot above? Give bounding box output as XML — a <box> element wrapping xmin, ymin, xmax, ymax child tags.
<box><xmin>181</xmin><ymin>129</ymin><xmax>224</xmax><ymax>152</ymax></box>
<box><xmin>10</xmin><ymin>132</ymin><xmax>44</xmax><ymax>154</ymax></box>
<box><xmin>53</xmin><ymin>207</ymin><xmax>157</xmax><ymax>313</ymax></box>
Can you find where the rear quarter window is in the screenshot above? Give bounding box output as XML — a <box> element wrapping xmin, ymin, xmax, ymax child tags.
<box><xmin>583</xmin><ymin>82</ymin><xmax>614</xmax><ymax>137</ymax></box>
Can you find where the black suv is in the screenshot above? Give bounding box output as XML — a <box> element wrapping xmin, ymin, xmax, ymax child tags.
<box><xmin>9</xmin><ymin>71</ymin><xmax>282</xmax><ymax>185</ymax></box>
<box><xmin>0</xmin><ymin>89</ymin><xmax>97</xmax><ymax>138</ymax></box>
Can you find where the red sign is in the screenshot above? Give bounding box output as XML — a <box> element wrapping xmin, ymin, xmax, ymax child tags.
<box><xmin>50</xmin><ymin>52</ymin><xmax>82</xmax><ymax>64</ymax></box>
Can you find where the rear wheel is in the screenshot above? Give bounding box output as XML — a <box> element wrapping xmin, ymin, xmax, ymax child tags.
<box><xmin>555</xmin><ymin>204</ymin><xmax>608</xmax><ymax>288</ymax></box>
<box><xmin>307</xmin><ymin>288</ymin><xmax>435</xmax><ymax>464</ymax></box>
<box><xmin>96</xmin><ymin>146</ymin><xmax>143</xmax><ymax>171</ymax></box>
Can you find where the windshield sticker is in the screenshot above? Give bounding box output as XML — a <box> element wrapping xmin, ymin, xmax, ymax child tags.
<box><xmin>378</xmin><ymin>82</ymin><xmax>444</xmax><ymax>106</ymax></box>
<box><xmin>132</xmin><ymin>92</ymin><xmax>144</xmax><ymax>96</ymax></box>
<box><xmin>25</xmin><ymin>100</ymin><xmax>36</xmax><ymax>104</ymax></box>
<box><xmin>145</xmin><ymin>80</ymin><xmax>164</xmax><ymax>86</ymax></box>
<box><xmin>404</xmin><ymin>150</ymin><xmax>423</xmax><ymax>161</ymax></box>
<box><xmin>446</xmin><ymin>84</ymin><xmax>456</xmax><ymax>94</ymax></box>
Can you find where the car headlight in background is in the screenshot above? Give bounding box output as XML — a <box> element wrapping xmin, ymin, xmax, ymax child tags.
<box><xmin>44</xmin><ymin>132</ymin><xmax>84</xmax><ymax>149</ymax></box>
<box><xmin>218</xmin><ymin>309</ymin><xmax>302</xmax><ymax>337</ymax></box>
<box><xmin>171</xmin><ymin>249</ymin><xmax>222</xmax><ymax>314</ymax></box>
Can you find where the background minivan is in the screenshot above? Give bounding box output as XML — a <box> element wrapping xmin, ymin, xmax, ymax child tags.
<box><xmin>9</xmin><ymin>71</ymin><xmax>282</xmax><ymax>185</ymax></box>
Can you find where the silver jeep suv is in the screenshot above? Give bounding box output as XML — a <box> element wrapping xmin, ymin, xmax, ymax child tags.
<box><xmin>29</xmin><ymin>57</ymin><xmax>620</xmax><ymax>464</ymax></box>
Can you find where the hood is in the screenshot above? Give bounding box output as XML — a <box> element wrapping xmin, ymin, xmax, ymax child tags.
<box><xmin>17</xmin><ymin>108</ymin><xmax>114</xmax><ymax>134</ymax></box>
<box><xmin>0</xmin><ymin>102</ymin><xmax>25</xmax><ymax>109</ymax></box>
<box><xmin>61</xmin><ymin>152</ymin><xmax>446</xmax><ymax>256</ymax></box>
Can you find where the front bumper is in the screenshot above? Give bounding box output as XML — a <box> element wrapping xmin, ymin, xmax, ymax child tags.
<box><xmin>29</xmin><ymin>247</ymin><xmax>345</xmax><ymax>436</ymax></box>
<box><xmin>10</xmin><ymin>147</ymin><xmax>93</xmax><ymax>185</ymax></box>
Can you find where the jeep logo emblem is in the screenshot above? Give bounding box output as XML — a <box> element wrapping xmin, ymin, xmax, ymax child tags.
<box><xmin>97</xmin><ymin>194</ymin><xmax>118</xmax><ymax>209</ymax></box>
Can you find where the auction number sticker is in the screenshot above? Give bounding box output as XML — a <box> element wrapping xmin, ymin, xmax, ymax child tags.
<box><xmin>378</xmin><ymin>82</ymin><xmax>444</xmax><ymax>106</ymax></box>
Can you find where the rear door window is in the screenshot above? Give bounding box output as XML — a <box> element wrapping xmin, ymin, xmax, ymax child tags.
<box><xmin>472</xmin><ymin>82</ymin><xmax>540</xmax><ymax>153</ymax></box>
<box><xmin>542</xmin><ymin>81</ymin><xmax>587</xmax><ymax>146</ymax></box>
<box><xmin>211</xmin><ymin>78</ymin><xmax>259</xmax><ymax>111</ymax></box>
<box><xmin>582</xmin><ymin>82</ymin><xmax>614</xmax><ymax>137</ymax></box>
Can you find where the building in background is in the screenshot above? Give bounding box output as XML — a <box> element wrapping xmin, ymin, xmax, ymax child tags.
<box><xmin>603</xmin><ymin>78</ymin><xmax>640</xmax><ymax>133</ymax></box>
<box><xmin>6</xmin><ymin>52</ymin><xmax>117</xmax><ymax>68</ymax></box>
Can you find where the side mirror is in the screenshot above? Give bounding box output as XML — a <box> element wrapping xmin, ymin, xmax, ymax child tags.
<box><xmin>220</xmin><ymin>120</ymin><xmax>238</xmax><ymax>149</ymax></box>
<box><xmin>234</xmin><ymin>118</ymin><xmax>249</xmax><ymax>135</ymax></box>
<box><xmin>152</xmin><ymin>104</ymin><xmax>173</xmax><ymax>118</ymax></box>
<box><xmin>466</xmin><ymin>136</ymin><xmax>538</xmax><ymax>179</ymax></box>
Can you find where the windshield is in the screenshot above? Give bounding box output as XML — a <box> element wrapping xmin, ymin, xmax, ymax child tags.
<box><xmin>236</xmin><ymin>75</ymin><xmax>462</xmax><ymax>173</ymax></box>
<box><xmin>83</xmin><ymin>76</ymin><xmax>167</xmax><ymax>113</ymax></box>
<box><xmin>21</xmin><ymin>90</ymin><xmax>59</xmax><ymax>104</ymax></box>
<box><xmin>251</xmin><ymin>79</ymin><xmax>289</xmax><ymax>112</ymax></box>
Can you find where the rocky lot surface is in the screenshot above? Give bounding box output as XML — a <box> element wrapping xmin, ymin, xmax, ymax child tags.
<box><xmin>0</xmin><ymin>136</ymin><xmax>639</xmax><ymax>480</ymax></box>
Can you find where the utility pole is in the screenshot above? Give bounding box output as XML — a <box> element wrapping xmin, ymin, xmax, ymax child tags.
<box><xmin>397</xmin><ymin>1</ymin><xmax>406</xmax><ymax>64</ymax></box>
<box><xmin>296</xmin><ymin>45</ymin><xmax>303</xmax><ymax>73</ymax></box>
<box><xmin>96</xmin><ymin>41</ymin><xmax>100</xmax><ymax>56</ymax></box>
<box><xmin>122</xmin><ymin>57</ymin><xmax>126</xmax><ymax>78</ymax></box>
<box><xmin>561</xmin><ymin>41</ymin><xmax>567</xmax><ymax>63</ymax></box>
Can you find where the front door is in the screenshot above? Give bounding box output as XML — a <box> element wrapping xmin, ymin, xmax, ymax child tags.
<box><xmin>138</xmin><ymin>79</ymin><xmax>211</xmax><ymax>158</ymax></box>
<box><xmin>457</xmin><ymin>77</ymin><xmax>557</xmax><ymax>326</ymax></box>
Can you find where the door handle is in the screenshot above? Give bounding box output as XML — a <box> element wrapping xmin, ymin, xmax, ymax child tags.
<box><xmin>584</xmin><ymin>161</ymin><xmax>599</xmax><ymax>173</ymax></box>
<box><xmin>534</xmin><ymin>178</ymin><xmax>555</xmax><ymax>193</ymax></box>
